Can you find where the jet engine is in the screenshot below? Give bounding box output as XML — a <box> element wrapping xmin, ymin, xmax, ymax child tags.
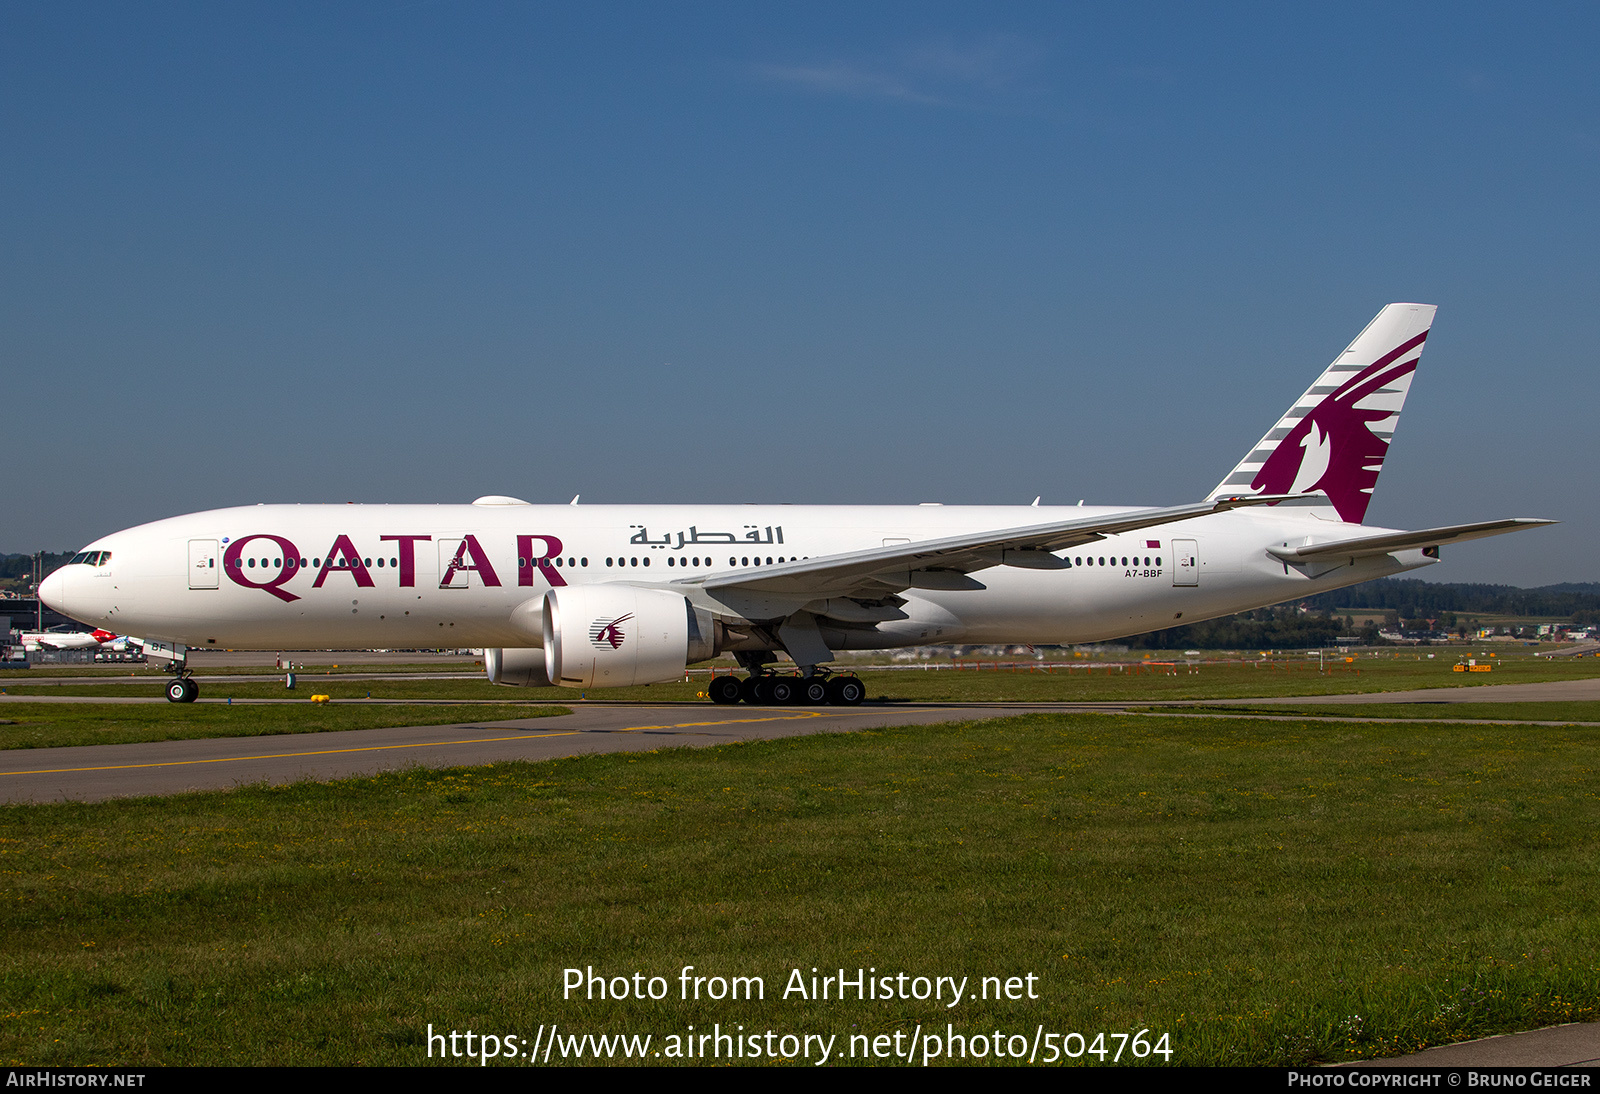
<box><xmin>484</xmin><ymin>647</ymin><xmax>553</xmax><ymax>688</ymax></box>
<box><xmin>543</xmin><ymin>585</ymin><xmax>717</xmax><ymax>688</ymax></box>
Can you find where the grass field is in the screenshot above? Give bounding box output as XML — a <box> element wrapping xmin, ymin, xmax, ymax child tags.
<box><xmin>1154</xmin><ymin>702</ymin><xmax>1600</xmax><ymax>724</ymax></box>
<box><xmin>0</xmin><ymin>660</ymin><xmax>480</xmax><ymax>679</ymax></box>
<box><xmin>8</xmin><ymin>652</ymin><xmax>1600</xmax><ymax>706</ymax></box>
<box><xmin>3</xmin><ymin>711</ymin><xmax>1598</xmax><ymax>1066</ymax></box>
<box><xmin>0</xmin><ymin>703</ymin><xmax>566</xmax><ymax>751</ymax></box>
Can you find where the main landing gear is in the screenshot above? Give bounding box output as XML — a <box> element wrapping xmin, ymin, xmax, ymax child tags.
<box><xmin>707</xmin><ymin>673</ymin><xmax>865</xmax><ymax>706</ymax></box>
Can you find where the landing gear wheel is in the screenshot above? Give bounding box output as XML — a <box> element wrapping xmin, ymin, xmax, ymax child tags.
<box><xmin>739</xmin><ymin>676</ymin><xmax>765</xmax><ymax>704</ymax></box>
<box><xmin>826</xmin><ymin>676</ymin><xmax>864</xmax><ymax>706</ymax></box>
<box><xmin>766</xmin><ymin>678</ymin><xmax>798</xmax><ymax>704</ymax></box>
<box><xmin>708</xmin><ymin>675</ymin><xmax>743</xmax><ymax>705</ymax></box>
<box><xmin>800</xmin><ymin>679</ymin><xmax>829</xmax><ymax>705</ymax></box>
<box><xmin>166</xmin><ymin>678</ymin><xmax>199</xmax><ymax>703</ymax></box>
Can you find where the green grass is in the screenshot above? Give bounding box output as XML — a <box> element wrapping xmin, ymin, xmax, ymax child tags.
<box><xmin>8</xmin><ymin>654</ymin><xmax>1600</xmax><ymax>705</ymax></box>
<box><xmin>1151</xmin><ymin>702</ymin><xmax>1600</xmax><ymax>724</ymax></box>
<box><xmin>3</xmin><ymin>713</ymin><xmax>1598</xmax><ymax>1066</ymax></box>
<box><xmin>0</xmin><ymin>703</ymin><xmax>568</xmax><ymax>750</ymax></box>
<box><xmin>4</xmin><ymin>660</ymin><xmax>479</xmax><ymax>678</ymax></box>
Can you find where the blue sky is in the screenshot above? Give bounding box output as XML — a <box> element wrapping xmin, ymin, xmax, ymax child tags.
<box><xmin>4</xmin><ymin>3</ymin><xmax>1596</xmax><ymax>585</ymax></box>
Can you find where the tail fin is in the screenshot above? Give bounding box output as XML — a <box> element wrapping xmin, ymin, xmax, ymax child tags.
<box><xmin>1208</xmin><ymin>303</ymin><xmax>1436</xmax><ymax>524</ymax></box>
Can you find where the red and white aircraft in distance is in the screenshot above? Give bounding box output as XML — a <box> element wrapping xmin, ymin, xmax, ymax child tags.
<box><xmin>40</xmin><ymin>304</ymin><xmax>1554</xmax><ymax>704</ymax></box>
<box><xmin>17</xmin><ymin>628</ymin><xmax>137</xmax><ymax>653</ymax></box>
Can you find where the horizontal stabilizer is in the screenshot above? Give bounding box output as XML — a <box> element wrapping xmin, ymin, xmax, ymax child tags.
<box><xmin>1265</xmin><ymin>518</ymin><xmax>1556</xmax><ymax>563</ymax></box>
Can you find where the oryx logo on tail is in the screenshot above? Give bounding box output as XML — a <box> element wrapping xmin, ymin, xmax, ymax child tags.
<box><xmin>1210</xmin><ymin>303</ymin><xmax>1435</xmax><ymax>525</ymax></box>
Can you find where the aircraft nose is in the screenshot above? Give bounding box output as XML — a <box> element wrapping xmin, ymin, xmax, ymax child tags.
<box><xmin>38</xmin><ymin>569</ymin><xmax>68</xmax><ymax>614</ymax></box>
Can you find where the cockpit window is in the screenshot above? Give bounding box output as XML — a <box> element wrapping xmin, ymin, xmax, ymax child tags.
<box><xmin>70</xmin><ymin>553</ymin><xmax>89</xmax><ymax>565</ymax></box>
<box><xmin>72</xmin><ymin>551</ymin><xmax>111</xmax><ymax>566</ymax></box>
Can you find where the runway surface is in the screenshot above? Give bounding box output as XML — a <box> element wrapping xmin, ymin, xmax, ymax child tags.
<box><xmin>0</xmin><ymin>702</ymin><xmax>1069</xmax><ymax>804</ymax></box>
<box><xmin>4</xmin><ymin>674</ymin><xmax>1598</xmax><ymax>804</ymax></box>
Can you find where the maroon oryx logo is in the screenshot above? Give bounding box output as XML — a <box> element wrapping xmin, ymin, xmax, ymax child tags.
<box><xmin>1251</xmin><ymin>331</ymin><xmax>1426</xmax><ymax>524</ymax></box>
<box><xmin>590</xmin><ymin>613</ymin><xmax>633</xmax><ymax>650</ymax></box>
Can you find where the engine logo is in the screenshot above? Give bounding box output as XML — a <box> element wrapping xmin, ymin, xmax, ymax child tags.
<box><xmin>590</xmin><ymin>613</ymin><xmax>633</xmax><ymax>650</ymax></box>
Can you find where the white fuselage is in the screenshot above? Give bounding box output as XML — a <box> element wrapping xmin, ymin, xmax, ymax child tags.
<box><xmin>38</xmin><ymin>501</ymin><xmax>1431</xmax><ymax>653</ymax></box>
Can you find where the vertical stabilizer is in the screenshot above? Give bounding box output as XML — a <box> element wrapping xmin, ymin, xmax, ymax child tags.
<box><xmin>1208</xmin><ymin>303</ymin><xmax>1436</xmax><ymax>524</ymax></box>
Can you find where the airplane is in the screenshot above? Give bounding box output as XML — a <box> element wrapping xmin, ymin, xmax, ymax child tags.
<box><xmin>17</xmin><ymin>627</ymin><xmax>132</xmax><ymax>653</ymax></box>
<box><xmin>37</xmin><ymin>303</ymin><xmax>1553</xmax><ymax>705</ymax></box>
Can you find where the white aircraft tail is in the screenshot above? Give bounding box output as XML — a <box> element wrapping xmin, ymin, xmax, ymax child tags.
<box><xmin>1209</xmin><ymin>303</ymin><xmax>1436</xmax><ymax>524</ymax></box>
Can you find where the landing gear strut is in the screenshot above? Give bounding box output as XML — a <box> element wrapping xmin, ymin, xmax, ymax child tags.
<box><xmin>147</xmin><ymin>640</ymin><xmax>199</xmax><ymax>703</ymax></box>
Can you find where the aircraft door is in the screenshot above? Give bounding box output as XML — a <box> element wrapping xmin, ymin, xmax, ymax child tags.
<box><xmin>1172</xmin><ymin>539</ymin><xmax>1198</xmax><ymax>586</ymax></box>
<box><xmin>188</xmin><ymin>540</ymin><xmax>219</xmax><ymax>589</ymax></box>
<box><xmin>438</xmin><ymin>537</ymin><xmax>498</xmax><ymax>589</ymax></box>
<box><xmin>439</xmin><ymin>539</ymin><xmax>467</xmax><ymax>588</ymax></box>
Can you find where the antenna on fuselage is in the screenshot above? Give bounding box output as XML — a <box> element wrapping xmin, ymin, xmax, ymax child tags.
<box><xmin>570</xmin><ymin>495</ymin><xmax>580</xmax><ymax>505</ymax></box>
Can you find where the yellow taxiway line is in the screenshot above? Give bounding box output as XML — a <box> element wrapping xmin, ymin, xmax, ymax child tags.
<box><xmin>0</xmin><ymin>708</ymin><xmax>875</xmax><ymax>777</ymax></box>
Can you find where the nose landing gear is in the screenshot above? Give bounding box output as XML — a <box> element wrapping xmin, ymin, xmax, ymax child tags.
<box><xmin>145</xmin><ymin>640</ymin><xmax>199</xmax><ymax>703</ymax></box>
<box><xmin>166</xmin><ymin>677</ymin><xmax>199</xmax><ymax>703</ymax></box>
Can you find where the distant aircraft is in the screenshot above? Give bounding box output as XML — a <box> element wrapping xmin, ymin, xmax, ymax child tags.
<box><xmin>18</xmin><ymin>627</ymin><xmax>133</xmax><ymax>652</ymax></box>
<box><xmin>39</xmin><ymin>304</ymin><xmax>1553</xmax><ymax>704</ymax></box>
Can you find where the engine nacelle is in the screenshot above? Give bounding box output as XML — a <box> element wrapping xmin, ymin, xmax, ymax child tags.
<box><xmin>484</xmin><ymin>647</ymin><xmax>553</xmax><ymax>688</ymax></box>
<box><xmin>544</xmin><ymin>585</ymin><xmax>716</xmax><ymax>689</ymax></box>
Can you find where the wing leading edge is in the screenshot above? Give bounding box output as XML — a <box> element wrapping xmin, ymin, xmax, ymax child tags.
<box><xmin>673</xmin><ymin>496</ymin><xmax>1295</xmax><ymax>601</ymax></box>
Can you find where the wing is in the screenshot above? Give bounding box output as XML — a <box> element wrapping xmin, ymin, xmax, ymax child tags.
<box><xmin>1265</xmin><ymin>518</ymin><xmax>1556</xmax><ymax>563</ymax></box>
<box><xmin>674</xmin><ymin>496</ymin><xmax>1289</xmax><ymax>602</ymax></box>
